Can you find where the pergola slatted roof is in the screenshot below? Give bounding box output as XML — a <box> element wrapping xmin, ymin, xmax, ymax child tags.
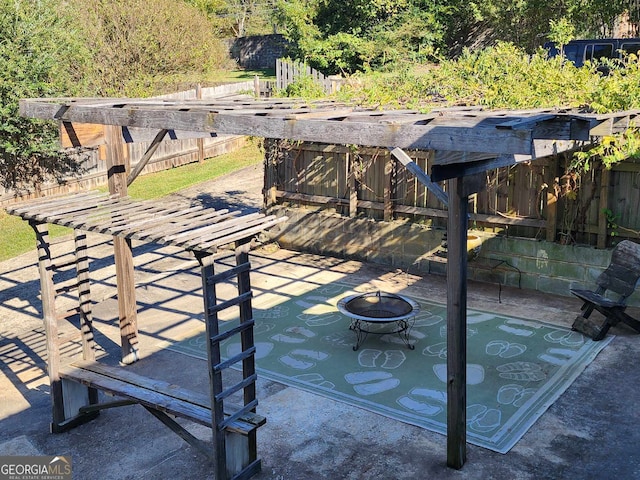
<box><xmin>7</xmin><ymin>191</ymin><xmax>284</xmax><ymax>254</ymax></box>
<box><xmin>20</xmin><ymin>97</ymin><xmax>639</xmax><ymax>158</ymax></box>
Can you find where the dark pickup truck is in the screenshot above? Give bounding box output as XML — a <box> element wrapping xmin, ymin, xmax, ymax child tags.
<box><xmin>545</xmin><ymin>38</ymin><xmax>640</xmax><ymax>67</ymax></box>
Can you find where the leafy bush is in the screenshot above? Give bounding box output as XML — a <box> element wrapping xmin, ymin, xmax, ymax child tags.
<box><xmin>336</xmin><ymin>42</ymin><xmax>640</xmax><ymax>113</ymax></box>
<box><xmin>333</xmin><ymin>43</ymin><xmax>640</xmax><ymax>174</ymax></box>
<box><xmin>0</xmin><ymin>0</ymin><xmax>88</xmax><ymax>192</ymax></box>
<box><xmin>274</xmin><ymin>0</ymin><xmax>458</xmax><ymax>74</ymax></box>
<box><xmin>69</xmin><ymin>0</ymin><xmax>234</xmax><ymax>96</ymax></box>
<box><xmin>1</xmin><ymin>0</ymin><xmax>237</xmax><ymax>193</ymax></box>
<box><xmin>282</xmin><ymin>74</ymin><xmax>327</xmax><ymax>99</ymax></box>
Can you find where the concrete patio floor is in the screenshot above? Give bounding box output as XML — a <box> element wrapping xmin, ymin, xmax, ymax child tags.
<box><xmin>1</xmin><ymin>164</ymin><xmax>639</xmax><ymax>479</ymax></box>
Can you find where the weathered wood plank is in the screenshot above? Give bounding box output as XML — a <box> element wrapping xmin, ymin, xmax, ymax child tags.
<box><xmin>98</xmin><ymin>203</ymin><xmax>193</xmax><ymax>229</ymax></box>
<box><xmin>27</xmin><ymin>203</ymin><xmax>96</xmax><ymax>223</ymax></box>
<box><xmin>162</xmin><ymin>211</ymin><xmax>253</xmax><ymax>243</ymax></box>
<box><xmin>73</xmin><ymin>203</ymin><xmax>160</xmax><ymax>232</ymax></box>
<box><xmin>191</xmin><ymin>215</ymin><xmax>277</xmax><ymax>249</ymax></box>
<box><xmin>8</xmin><ymin>192</ymin><xmax>105</xmax><ymax>214</ymax></box>
<box><xmin>197</xmin><ymin>217</ymin><xmax>285</xmax><ymax>251</ymax></box>
<box><xmin>273</xmin><ymin>189</ymin><xmax>546</xmax><ymax>227</ymax></box>
<box><xmin>74</xmin><ymin>361</ymin><xmax>212</xmax><ymax>408</ymax></box>
<box><xmin>8</xmin><ymin>193</ymin><xmax>285</xmax><ymax>255</ymax></box>
<box><xmin>136</xmin><ymin>209</ymin><xmax>234</xmax><ymax>239</ymax></box>
<box><xmin>108</xmin><ymin>206</ymin><xmax>203</xmax><ymax>233</ymax></box>
<box><xmin>22</xmin><ymin>99</ymin><xmax>542</xmax><ymax>154</ymax></box>
<box><xmin>391</xmin><ymin>147</ymin><xmax>448</xmax><ymax>205</ymax></box>
<box><xmin>61</xmin><ymin>122</ymin><xmax>105</xmax><ymax>148</ymax></box>
<box><xmin>59</xmin><ymin>364</ymin><xmax>212</xmax><ymax>426</ymax></box>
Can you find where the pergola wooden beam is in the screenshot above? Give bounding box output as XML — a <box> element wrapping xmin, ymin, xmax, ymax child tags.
<box><xmin>389</xmin><ymin>147</ymin><xmax>448</xmax><ymax>205</ymax></box>
<box><xmin>18</xmin><ymin>96</ymin><xmax>640</xmax><ymax>470</ymax></box>
<box><xmin>126</xmin><ymin>129</ymin><xmax>168</xmax><ymax>186</ymax></box>
<box><xmin>22</xmin><ymin>98</ymin><xmax>635</xmax><ymax>156</ymax></box>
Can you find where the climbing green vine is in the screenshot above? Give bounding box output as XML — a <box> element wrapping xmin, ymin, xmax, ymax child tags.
<box><xmin>572</xmin><ymin>127</ymin><xmax>640</xmax><ymax>172</ymax></box>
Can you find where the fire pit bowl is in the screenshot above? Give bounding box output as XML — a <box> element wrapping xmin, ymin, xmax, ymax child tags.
<box><xmin>337</xmin><ymin>291</ymin><xmax>420</xmax><ymax>350</ymax></box>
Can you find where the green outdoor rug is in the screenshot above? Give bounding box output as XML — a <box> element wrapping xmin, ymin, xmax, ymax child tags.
<box><xmin>167</xmin><ymin>282</ymin><xmax>612</xmax><ymax>453</ymax></box>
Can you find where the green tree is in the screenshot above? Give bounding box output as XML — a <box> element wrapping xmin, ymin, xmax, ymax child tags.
<box><xmin>470</xmin><ymin>0</ymin><xmax>629</xmax><ymax>51</ymax></box>
<box><xmin>187</xmin><ymin>0</ymin><xmax>277</xmax><ymax>37</ymax></box>
<box><xmin>571</xmin><ymin>0</ymin><xmax>628</xmax><ymax>37</ymax></box>
<box><xmin>548</xmin><ymin>17</ymin><xmax>575</xmax><ymax>58</ymax></box>
<box><xmin>0</xmin><ymin>0</ymin><xmax>88</xmax><ymax>192</ymax></box>
<box><xmin>274</xmin><ymin>0</ymin><xmax>465</xmax><ymax>74</ymax></box>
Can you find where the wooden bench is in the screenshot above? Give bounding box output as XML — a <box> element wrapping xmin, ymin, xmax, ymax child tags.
<box><xmin>58</xmin><ymin>360</ymin><xmax>265</xmax><ymax>478</ymax></box>
<box><xmin>428</xmin><ymin>254</ymin><xmax>522</xmax><ymax>302</ymax></box>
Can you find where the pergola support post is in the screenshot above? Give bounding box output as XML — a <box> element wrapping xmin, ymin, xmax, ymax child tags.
<box><xmin>105</xmin><ymin>125</ymin><xmax>139</xmax><ymax>364</ymax></box>
<box><xmin>446</xmin><ymin>176</ymin><xmax>468</xmax><ymax>469</ymax></box>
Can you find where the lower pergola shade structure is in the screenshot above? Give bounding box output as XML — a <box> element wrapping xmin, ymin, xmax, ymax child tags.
<box><xmin>6</xmin><ymin>191</ymin><xmax>286</xmax><ymax>480</ymax></box>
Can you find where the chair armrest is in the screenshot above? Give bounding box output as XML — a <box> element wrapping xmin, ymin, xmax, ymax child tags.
<box><xmin>570</xmin><ymin>289</ymin><xmax>626</xmax><ymax>309</ymax></box>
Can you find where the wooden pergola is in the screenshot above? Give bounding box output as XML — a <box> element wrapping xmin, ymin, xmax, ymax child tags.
<box><xmin>17</xmin><ymin>96</ymin><xmax>640</xmax><ymax>471</ymax></box>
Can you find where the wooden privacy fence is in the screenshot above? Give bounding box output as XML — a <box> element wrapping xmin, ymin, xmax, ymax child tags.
<box><xmin>276</xmin><ymin>58</ymin><xmax>343</xmax><ymax>94</ymax></box>
<box><xmin>0</xmin><ymin>82</ymin><xmax>258</xmax><ymax>206</ymax></box>
<box><xmin>264</xmin><ymin>140</ymin><xmax>640</xmax><ymax>249</ymax></box>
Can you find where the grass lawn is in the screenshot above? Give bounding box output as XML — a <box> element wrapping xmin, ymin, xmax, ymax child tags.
<box><xmin>156</xmin><ymin>68</ymin><xmax>275</xmax><ymax>94</ymax></box>
<box><xmin>0</xmin><ymin>141</ymin><xmax>263</xmax><ymax>262</ymax></box>
<box><xmin>215</xmin><ymin>68</ymin><xmax>275</xmax><ymax>81</ymax></box>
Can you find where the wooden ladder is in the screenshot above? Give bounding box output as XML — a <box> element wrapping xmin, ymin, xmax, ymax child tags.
<box><xmin>30</xmin><ymin>221</ymin><xmax>100</xmax><ymax>432</ymax></box>
<box><xmin>196</xmin><ymin>238</ymin><xmax>263</xmax><ymax>480</ymax></box>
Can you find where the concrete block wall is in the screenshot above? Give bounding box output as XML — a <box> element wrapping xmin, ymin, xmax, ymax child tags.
<box><xmin>266</xmin><ymin>206</ymin><xmax>640</xmax><ymax>307</ymax></box>
<box><xmin>229</xmin><ymin>35</ymin><xmax>289</xmax><ymax>70</ymax></box>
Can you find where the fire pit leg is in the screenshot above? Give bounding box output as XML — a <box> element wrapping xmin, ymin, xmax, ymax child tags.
<box><xmin>349</xmin><ymin>319</ymin><xmax>367</xmax><ymax>351</ymax></box>
<box><xmin>397</xmin><ymin>317</ymin><xmax>416</xmax><ymax>350</ymax></box>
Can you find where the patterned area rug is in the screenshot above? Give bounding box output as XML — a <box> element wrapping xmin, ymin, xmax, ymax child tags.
<box><xmin>167</xmin><ymin>282</ymin><xmax>611</xmax><ymax>453</ymax></box>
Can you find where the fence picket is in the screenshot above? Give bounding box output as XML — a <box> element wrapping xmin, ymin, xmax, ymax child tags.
<box><xmin>275</xmin><ymin>58</ymin><xmax>342</xmax><ymax>94</ymax></box>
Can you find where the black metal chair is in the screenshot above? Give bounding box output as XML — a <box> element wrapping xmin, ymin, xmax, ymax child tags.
<box><xmin>571</xmin><ymin>240</ymin><xmax>640</xmax><ymax>340</ymax></box>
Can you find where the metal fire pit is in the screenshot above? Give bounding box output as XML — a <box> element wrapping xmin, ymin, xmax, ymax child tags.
<box><xmin>337</xmin><ymin>291</ymin><xmax>420</xmax><ymax>351</ymax></box>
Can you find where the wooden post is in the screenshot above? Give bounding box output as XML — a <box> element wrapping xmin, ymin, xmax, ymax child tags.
<box><xmin>348</xmin><ymin>152</ymin><xmax>358</xmax><ymax>218</ymax></box>
<box><xmin>264</xmin><ymin>139</ymin><xmax>277</xmax><ymax>208</ymax></box>
<box><xmin>74</xmin><ymin>231</ymin><xmax>96</xmax><ymax>362</ymax></box>
<box><xmin>236</xmin><ymin>240</ymin><xmax>257</xmax><ymax>410</ymax></box>
<box><xmin>196</xmin><ymin>84</ymin><xmax>205</xmax><ymax>164</ymax></box>
<box><xmin>597</xmin><ymin>167</ymin><xmax>611</xmax><ymax>249</ymax></box>
<box><xmin>105</xmin><ymin>125</ymin><xmax>139</xmax><ymax>364</ymax></box>
<box><xmin>32</xmin><ymin>222</ymin><xmax>98</xmax><ymax>432</ymax></box>
<box><xmin>197</xmin><ymin>252</ymin><xmax>226</xmax><ymax>479</ymax></box>
<box><xmin>236</xmin><ymin>239</ymin><xmax>259</xmax><ymax>468</ymax></box>
<box><xmin>384</xmin><ymin>154</ymin><xmax>393</xmax><ymax>222</ymax></box>
<box><xmin>545</xmin><ymin>156</ymin><xmax>559</xmax><ymax>242</ymax></box>
<box><xmin>31</xmin><ymin>221</ymin><xmax>66</xmax><ymax>429</ymax></box>
<box><xmin>446</xmin><ymin>176</ymin><xmax>468</xmax><ymax>469</ymax></box>
<box><xmin>254</xmin><ymin>75</ymin><xmax>260</xmax><ymax>98</ymax></box>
